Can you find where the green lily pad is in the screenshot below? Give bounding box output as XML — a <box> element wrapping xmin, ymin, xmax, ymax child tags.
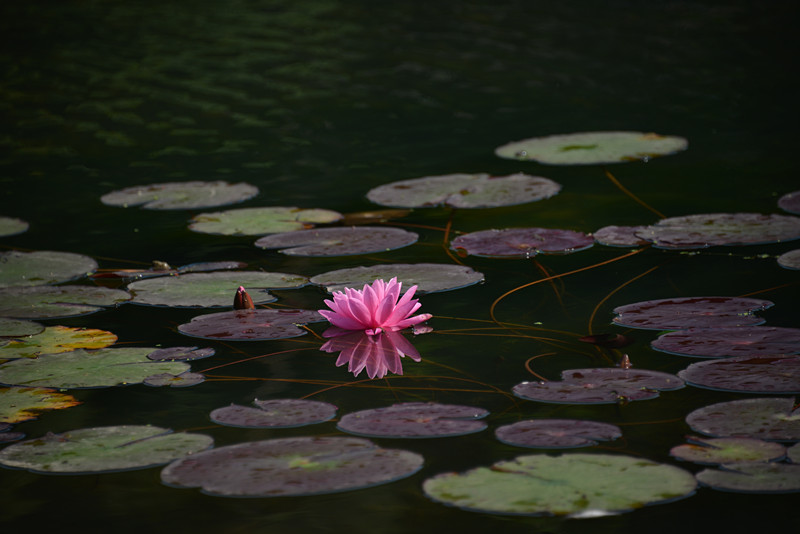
<box><xmin>254</xmin><ymin>226</ymin><xmax>418</xmax><ymax>257</ymax></box>
<box><xmin>495</xmin><ymin>131</ymin><xmax>688</xmax><ymax>165</ymax></box>
<box><xmin>0</xmin><ymin>347</ymin><xmax>190</xmax><ymax>388</ymax></box>
<box><xmin>696</xmin><ymin>463</ymin><xmax>800</xmax><ymax>493</ymax></box>
<box><xmin>0</xmin><ymin>326</ymin><xmax>118</xmax><ymax>359</ymax></box>
<box><xmin>670</xmin><ymin>436</ymin><xmax>787</xmax><ymax>465</ymax></box>
<box><xmin>189</xmin><ymin>206</ymin><xmax>343</xmax><ymax>236</ymax></box>
<box><xmin>423</xmin><ymin>453</ymin><xmax>696</xmax><ymax>516</ymax></box>
<box><xmin>0</xmin><ymin>425</ymin><xmax>213</xmax><ymax>474</ymax></box>
<box><xmin>0</xmin><ymin>216</ymin><xmax>29</xmax><ymax>237</ymax></box>
<box><xmin>0</xmin><ymin>250</ymin><xmax>98</xmax><ymax>288</ymax></box>
<box><xmin>146</xmin><ymin>346</ymin><xmax>215</xmax><ymax>361</ymax></box>
<box><xmin>0</xmin><ymin>386</ymin><xmax>81</xmax><ymax>424</ymax></box>
<box><xmin>0</xmin><ymin>285</ymin><xmax>132</xmax><ymax>319</ymax></box>
<box><xmin>0</xmin><ymin>318</ymin><xmax>44</xmax><ymax>338</ymax></box>
<box><xmin>143</xmin><ymin>371</ymin><xmax>206</xmax><ymax>388</ymax></box>
<box><xmin>100</xmin><ymin>181</ymin><xmax>259</xmax><ymax>210</ymax></box>
<box><xmin>127</xmin><ymin>271</ymin><xmax>308</xmax><ymax>307</ymax></box>
<box><xmin>210</xmin><ymin>398</ymin><xmax>338</xmax><ymax>428</ymax></box>
<box><xmin>310</xmin><ymin>263</ymin><xmax>484</xmax><ymax>294</ymax></box>
<box><xmin>685</xmin><ymin>397</ymin><xmax>800</xmax><ymax>441</ymax></box>
<box><xmin>788</xmin><ymin>442</ymin><xmax>800</xmax><ymax>463</ymax></box>
<box><xmin>366</xmin><ymin>173</ymin><xmax>561</xmax><ymax>209</ymax></box>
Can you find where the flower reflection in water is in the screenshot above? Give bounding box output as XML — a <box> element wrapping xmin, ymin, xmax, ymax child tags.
<box><xmin>320</xmin><ymin>328</ymin><xmax>422</xmax><ymax>379</ymax></box>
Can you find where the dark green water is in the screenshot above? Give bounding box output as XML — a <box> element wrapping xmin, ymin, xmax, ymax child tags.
<box><xmin>1</xmin><ymin>1</ymin><xmax>799</xmax><ymax>532</ymax></box>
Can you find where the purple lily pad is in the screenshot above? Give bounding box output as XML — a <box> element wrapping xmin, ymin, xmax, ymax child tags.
<box><xmin>612</xmin><ymin>296</ymin><xmax>773</xmax><ymax>330</ymax></box>
<box><xmin>100</xmin><ymin>180</ymin><xmax>259</xmax><ymax>210</ymax></box>
<box><xmin>685</xmin><ymin>397</ymin><xmax>800</xmax><ymax>441</ymax></box>
<box><xmin>652</xmin><ymin>326</ymin><xmax>800</xmax><ymax>358</ymax></box>
<box><xmin>512</xmin><ymin>368</ymin><xmax>684</xmax><ymax>404</ymax></box>
<box><xmin>788</xmin><ymin>442</ymin><xmax>800</xmax><ymax>463</ymax></box>
<box><xmin>778</xmin><ymin>249</ymin><xmax>800</xmax><ymax>270</ymax></box>
<box><xmin>310</xmin><ymin>263</ymin><xmax>484</xmax><ymax>294</ymax></box>
<box><xmin>210</xmin><ymin>398</ymin><xmax>337</xmax><ymax>428</ymax></box>
<box><xmin>177</xmin><ymin>308</ymin><xmax>325</xmax><ymax>341</ymax></box>
<box><xmin>160</xmin><ymin>436</ymin><xmax>424</xmax><ymax>497</ymax></box>
<box><xmin>678</xmin><ymin>355</ymin><xmax>800</xmax><ymax>394</ymax></box>
<box><xmin>593</xmin><ymin>225</ymin><xmax>650</xmax><ymax>247</ymax></box>
<box><xmin>143</xmin><ymin>371</ymin><xmax>205</xmax><ymax>388</ymax></box>
<box><xmin>337</xmin><ymin>402</ymin><xmax>489</xmax><ymax>438</ymax></box>
<box><xmin>670</xmin><ymin>436</ymin><xmax>786</xmax><ymax>465</ymax></box>
<box><xmin>451</xmin><ymin>228</ymin><xmax>594</xmax><ymax>258</ymax></box>
<box><xmin>696</xmin><ymin>463</ymin><xmax>800</xmax><ymax>493</ymax></box>
<box><xmin>495</xmin><ymin>419</ymin><xmax>622</xmax><ymax>448</ymax></box>
<box><xmin>778</xmin><ymin>190</ymin><xmax>800</xmax><ymax>214</ymax></box>
<box><xmin>147</xmin><ymin>346</ymin><xmax>216</xmax><ymax>361</ymax></box>
<box><xmin>254</xmin><ymin>226</ymin><xmax>418</xmax><ymax>257</ymax></box>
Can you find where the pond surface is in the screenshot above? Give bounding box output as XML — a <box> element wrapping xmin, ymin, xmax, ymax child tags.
<box><xmin>1</xmin><ymin>1</ymin><xmax>799</xmax><ymax>532</ymax></box>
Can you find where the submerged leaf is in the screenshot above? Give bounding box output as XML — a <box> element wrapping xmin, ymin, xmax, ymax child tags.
<box><xmin>451</xmin><ymin>227</ymin><xmax>593</xmax><ymax>258</ymax></box>
<box><xmin>0</xmin><ymin>386</ymin><xmax>81</xmax><ymax>424</ymax></box>
<box><xmin>0</xmin><ymin>250</ymin><xmax>98</xmax><ymax>288</ymax></box>
<box><xmin>310</xmin><ymin>263</ymin><xmax>484</xmax><ymax>294</ymax></box>
<box><xmin>254</xmin><ymin>226</ymin><xmax>418</xmax><ymax>257</ymax></box>
<box><xmin>189</xmin><ymin>206</ymin><xmax>343</xmax><ymax>236</ymax></box>
<box><xmin>685</xmin><ymin>397</ymin><xmax>800</xmax><ymax>441</ymax></box>
<box><xmin>678</xmin><ymin>355</ymin><xmax>800</xmax><ymax>394</ymax></box>
<box><xmin>612</xmin><ymin>296</ymin><xmax>772</xmax><ymax>330</ymax></box>
<box><xmin>100</xmin><ymin>180</ymin><xmax>258</xmax><ymax>210</ymax></box>
<box><xmin>337</xmin><ymin>402</ymin><xmax>489</xmax><ymax>438</ymax></box>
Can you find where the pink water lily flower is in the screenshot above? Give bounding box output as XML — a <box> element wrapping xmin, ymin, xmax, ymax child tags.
<box><xmin>319</xmin><ymin>277</ymin><xmax>432</xmax><ymax>335</ymax></box>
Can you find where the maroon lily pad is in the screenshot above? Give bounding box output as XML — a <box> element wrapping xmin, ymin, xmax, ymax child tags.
<box><xmin>177</xmin><ymin>309</ymin><xmax>325</xmax><ymax>341</ymax></box>
<box><xmin>696</xmin><ymin>463</ymin><xmax>800</xmax><ymax>493</ymax></box>
<box><xmin>337</xmin><ymin>402</ymin><xmax>489</xmax><ymax>438</ymax></box>
<box><xmin>593</xmin><ymin>225</ymin><xmax>650</xmax><ymax>247</ymax></box>
<box><xmin>778</xmin><ymin>190</ymin><xmax>800</xmax><ymax>214</ymax></box>
<box><xmin>670</xmin><ymin>436</ymin><xmax>786</xmax><ymax>465</ymax></box>
<box><xmin>255</xmin><ymin>226</ymin><xmax>418</xmax><ymax>257</ymax></box>
<box><xmin>678</xmin><ymin>355</ymin><xmax>800</xmax><ymax>394</ymax></box>
<box><xmin>612</xmin><ymin>296</ymin><xmax>772</xmax><ymax>330</ymax></box>
<box><xmin>451</xmin><ymin>228</ymin><xmax>594</xmax><ymax>258</ymax></box>
<box><xmin>685</xmin><ymin>397</ymin><xmax>800</xmax><ymax>441</ymax></box>
<box><xmin>778</xmin><ymin>249</ymin><xmax>800</xmax><ymax>270</ymax></box>
<box><xmin>495</xmin><ymin>419</ymin><xmax>622</xmax><ymax>448</ymax></box>
<box><xmin>146</xmin><ymin>347</ymin><xmax>216</xmax><ymax>361</ymax></box>
<box><xmin>512</xmin><ymin>368</ymin><xmax>684</xmax><ymax>404</ymax></box>
<box><xmin>209</xmin><ymin>399</ymin><xmax>337</xmax><ymax>428</ymax></box>
<box><xmin>652</xmin><ymin>326</ymin><xmax>800</xmax><ymax>358</ymax></box>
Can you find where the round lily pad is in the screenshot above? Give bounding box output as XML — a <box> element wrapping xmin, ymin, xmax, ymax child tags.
<box><xmin>423</xmin><ymin>453</ymin><xmax>697</xmax><ymax>516</ymax></box>
<box><xmin>495</xmin><ymin>419</ymin><xmax>622</xmax><ymax>448</ymax></box>
<box><xmin>685</xmin><ymin>397</ymin><xmax>800</xmax><ymax>441</ymax></box>
<box><xmin>0</xmin><ymin>425</ymin><xmax>213</xmax><ymax>474</ymax></box>
<box><xmin>100</xmin><ymin>181</ymin><xmax>258</xmax><ymax>210</ymax></box>
<box><xmin>593</xmin><ymin>225</ymin><xmax>650</xmax><ymax>247</ymax></box>
<box><xmin>451</xmin><ymin>228</ymin><xmax>594</xmax><ymax>258</ymax></box>
<box><xmin>0</xmin><ymin>318</ymin><xmax>44</xmax><ymax>338</ymax></box>
<box><xmin>337</xmin><ymin>402</ymin><xmax>488</xmax><ymax>438</ymax></box>
<box><xmin>652</xmin><ymin>326</ymin><xmax>800</xmax><ymax>358</ymax></box>
<box><xmin>778</xmin><ymin>249</ymin><xmax>800</xmax><ymax>270</ymax></box>
<box><xmin>788</xmin><ymin>442</ymin><xmax>800</xmax><ymax>463</ymax></box>
<box><xmin>1</xmin><ymin>386</ymin><xmax>81</xmax><ymax>424</ymax></box>
<box><xmin>0</xmin><ymin>285</ymin><xmax>132</xmax><ymax>319</ymax></box>
<box><xmin>188</xmin><ymin>206</ymin><xmax>343</xmax><ymax>236</ymax></box>
<box><xmin>366</xmin><ymin>173</ymin><xmax>561</xmax><ymax>209</ymax></box>
<box><xmin>512</xmin><ymin>368</ymin><xmax>684</xmax><ymax>404</ymax></box>
<box><xmin>612</xmin><ymin>296</ymin><xmax>773</xmax><ymax>330</ymax></box>
<box><xmin>0</xmin><ymin>250</ymin><xmax>98</xmax><ymax>288</ymax></box>
<box><xmin>210</xmin><ymin>398</ymin><xmax>337</xmax><ymax>428</ymax></box>
<box><xmin>254</xmin><ymin>226</ymin><xmax>418</xmax><ymax>257</ymax></box>
<box><xmin>0</xmin><ymin>216</ymin><xmax>29</xmax><ymax>237</ymax></box>
<box><xmin>146</xmin><ymin>346</ymin><xmax>215</xmax><ymax>361</ymax></box>
<box><xmin>670</xmin><ymin>436</ymin><xmax>786</xmax><ymax>465</ymax></box>
<box><xmin>160</xmin><ymin>436</ymin><xmax>424</xmax><ymax>497</ymax></box>
<box><xmin>177</xmin><ymin>308</ymin><xmax>324</xmax><ymax>341</ymax></box>
<box><xmin>678</xmin><ymin>355</ymin><xmax>800</xmax><ymax>394</ymax></box>
<box><xmin>696</xmin><ymin>463</ymin><xmax>800</xmax><ymax>493</ymax></box>
<box><xmin>143</xmin><ymin>371</ymin><xmax>206</xmax><ymax>388</ymax></box>
<box><xmin>494</xmin><ymin>131</ymin><xmax>688</xmax><ymax>165</ymax></box>
<box><xmin>127</xmin><ymin>271</ymin><xmax>308</xmax><ymax>307</ymax></box>
<box><xmin>778</xmin><ymin>190</ymin><xmax>800</xmax><ymax>214</ymax></box>
<box><xmin>310</xmin><ymin>263</ymin><xmax>484</xmax><ymax>294</ymax></box>
<box><xmin>0</xmin><ymin>326</ymin><xmax>118</xmax><ymax>359</ymax></box>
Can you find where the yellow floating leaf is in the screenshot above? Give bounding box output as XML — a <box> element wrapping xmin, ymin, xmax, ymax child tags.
<box><xmin>0</xmin><ymin>386</ymin><xmax>81</xmax><ymax>424</ymax></box>
<box><xmin>0</xmin><ymin>326</ymin><xmax>118</xmax><ymax>359</ymax></box>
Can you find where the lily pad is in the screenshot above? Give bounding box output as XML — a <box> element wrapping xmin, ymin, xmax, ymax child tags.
<box><xmin>788</xmin><ymin>442</ymin><xmax>800</xmax><ymax>463</ymax></box>
<box><xmin>652</xmin><ymin>326</ymin><xmax>800</xmax><ymax>358</ymax></box>
<box><xmin>670</xmin><ymin>436</ymin><xmax>786</xmax><ymax>465</ymax></box>
<box><xmin>0</xmin><ymin>318</ymin><xmax>44</xmax><ymax>338</ymax></box>
<box><xmin>310</xmin><ymin>263</ymin><xmax>484</xmax><ymax>294</ymax></box>
<box><xmin>127</xmin><ymin>271</ymin><xmax>308</xmax><ymax>307</ymax></box>
<box><xmin>685</xmin><ymin>397</ymin><xmax>800</xmax><ymax>441</ymax></box>
<box><xmin>778</xmin><ymin>249</ymin><xmax>800</xmax><ymax>270</ymax></box>
<box><xmin>678</xmin><ymin>355</ymin><xmax>800</xmax><ymax>394</ymax></box>
<box><xmin>91</xmin><ymin>260</ymin><xmax>248</xmax><ymax>281</ymax></box>
<box><xmin>100</xmin><ymin>181</ymin><xmax>258</xmax><ymax>210</ymax></box>
<box><xmin>146</xmin><ymin>346</ymin><xmax>215</xmax><ymax>361</ymax></box>
<box><xmin>337</xmin><ymin>402</ymin><xmax>488</xmax><ymax>438</ymax></box>
<box><xmin>696</xmin><ymin>463</ymin><xmax>800</xmax><ymax>493</ymax></box>
<box><xmin>0</xmin><ymin>326</ymin><xmax>118</xmax><ymax>359</ymax></box>
<box><xmin>0</xmin><ymin>386</ymin><xmax>81</xmax><ymax>424</ymax></box>
<box><xmin>495</xmin><ymin>419</ymin><xmax>622</xmax><ymax>448</ymax></box>
<box><xmin>512</xmin><ymin>368</ymin><xmax>684</xmax><ymax>404</ymax></box>
<box><xmin>0</xmin><ymin>425</ymin><xmax>213</xmax><ymax>474</ymax></box>
<box><xmin>210</xmin><ymin>399</ymin><xmax>337</xmax><ymax>428</ymax></box>
<box><xmin>189</xmin><ymin>206</ymin><xmax>343</xmax><ymax>236</ymax></box>
<box><xmin>778</xmin><ymin>190</ymin><xmax>800</xmax><ymax>214</ymax></box>
<box><xmin>612</xmin><ymin>296</ymin><xmax>773</xmax><ymax>330</ymax></box>
<box><xmin>593</xmin><ymin>225</ymin><xmax>650</xmax><ymax>247</ymax></box>
<box><xmin>143</xmin><ymin>371</ymin><xmax>206</xmax><ymax>388</ymax></box>
<box><xmin>255</xmin><ymin>226</ymin><xmax>418</xmax><ymax>257</ymax></box>
<box><xmin>0</xmin><ymin>347</ymin><xmax>190</xmax><ymax>389</ymax></box>
<box><xmin>0</xmin><ymin>285</ymin><xmax>132</xmax><ymax>319</ymax></box>
<box><xmin>0</xmin><ymin>250</ymin><xmax>98</xmax><ymax>288</ymax></box>
<box><xmin>494</xmin><ymin>131</ymin><xmax>688</xmax><ymax>165</ymax></box>
<box><xmin>451</xmin><ymin>228</ymin><xmax>594</xmax><ymax>258</ymax></box>
<box><xmin>366</xmin><ymin>173</ymin><xmax>561</xmax><ymax>209</ymax></box>
<box><xmin>177</xmin><ymin>308</ymin><xmax>324</xmax><ymax>341</ymax></box>
<box><xmin>423</xmin><ymin>453</ymin><xmax>696</xmax><ymax>516</ymax></box>
<box><xmin>160</xmin><ymin>436</ymin><xmax>424</xmax><ymax>497</ymax></box>
<box><xmin>0</xmin><ymin>216</ymin><xmax>29</xmax><ymax>237</ymax></box>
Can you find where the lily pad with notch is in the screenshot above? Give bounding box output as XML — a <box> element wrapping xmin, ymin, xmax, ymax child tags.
<box><xmin>0</xmin><ymin>285</ymin><xmax>132</xmax><ymax>319</ymax></box>
<box><xmin>146</xmin><ymin>346</ymin><xmax>215</xmax><ymax>361</ymax></box>
<box><xmin>1</xmin><ymin>386</ymin><xmax>81</xmax><ymax>424</ymax></box>
<box><xmin>337</xmin><ymin>402</ymin><xmax>489</xmax><ymax>438</ymax></box>
<box><xmin>255</xmin><ymin>226</ymin><xmax>418</xmax><ymax>257</ymax></box>
<box><xmin>495</xmin><ymin>419</ymin><xmax>622</xmax><ymax>448</ymax></box>
<box><xmin>451</xmin><ymin>227</ymin><xmax>594</xmax><ymax>258</ymax></box>
<box><xmin>652</xmin><ymin>326</ymin><xmax>800</xmax><ymax>358</ymax></box>
<box><xmin>0</xmin><ymin>216</ymin><xmax>29</xmax><ymax>238</ymax></box>
<box><xmin>100</xmin><ymin>180</ymin><xmax>258</xmax><ymax>210</ymax></box>
<box><xmin>189</xmin><ymin>206</ymin><xmax>343</xmax><ymax>236</ymax></box>
<box><xmin>778</xmin><ymin>249</ymin><xmax>800</xmax><ymax>270</ymax></box>
<box><xmin>670</xmin><ymin>436</ymin><xmax>786</xmax><ymax>465</ymax></box>
<box><xmin>593</xmin><ymin>225</ymin><xmax>650</xmax><ymax>247</ymax></box>
<box><xmin>177</xmin><ymin>308</ymin><xmax>324</xmax><ymax>341</ymax></box>
<box><xmin>0</xmin><ymin>318</ymin><xmax>44</xmax><ymax>338</ymax></box>
<box><xmin>778</xmin><ymin>190</ymin><xmax>800</xmax><ymax>214</ymax></box>
<box><xmin>310</xmin><ymin>263</ymin><xmax>484</xmax><ymax>294</ymax></box>
<box><xmin>91</xmin><ymin>260</ymin><xmax>248</xmax><ymax>281</ymax></box>
<box><xmin>696</xmin><ymin>463</ymin><xmax>800</xmax><ymax>493</ymax></box>
<box><xmin>0</xmin><ymin>326</ymin><xmax>118</xmax><ymax>359</ymax></box>
<box><xmin>685</xmin><ymin>397</ymin><xmax>800</xmax><ymax>441</ymax></box>
<box><xmin>612</xmin><ymin>296</ymin><xmax>773</xmax><ymax>330</ymax></box>
<box><xmin>678</xmin><ymin>355</ymin><xmax>800</xmax><ymax>394</ymax></box>
<box><xmin>143</xmin><ymin>371</ymin><xmax>206</xmax><ymax>388</ymax></box>
<box><xmin>0</xmin><ymin>250</ymin><xmax>98</xmax><ymax>288</ymax></box>
<box><xmin>210</xmin><ymin>398</ymin><xmax>337</xmax><ymax>428</ymax></box>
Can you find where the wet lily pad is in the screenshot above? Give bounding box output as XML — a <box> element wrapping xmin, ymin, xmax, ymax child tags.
<box><xmin>652</xmin><ymin>326</ymin><xmax>800</xmax><ymax>358</ymax></box>
<box><xmin>177</xmin><ymin>308</ymin><xmax>324</xmax><ymax>341</ymax></box>
<box><xmin>366</xmin><ymin>173</ymin><xmax>561</xmax><ymax>209</ymax></box>
<box><xmin>143</xmin><ymin>371</ymin><xmax>205</xmax><ymax>387</ymax></box>
<box><xmin>0</xmin><ymin>386</ymin><xmax>81</xmax><ymax>424</ymax></box>
<box><xmin>612</xmin><ymin>296</ymin><xmax>773</xmax><ymax>330</ymax></box>
<box><xmin>100</xmin><ymin>181</ymin><xmax>258</xmax><ymax>210</ymax></box>
<box><xmin>0</xmin><ymin>285</ymin><xmax>132</xmax><ymax>319</ymax></box>
<box><xmin>670</xmin><ymin>436</ymin><xmax>786</xmax><ymax>465</ymax></box>
<box><xmin>0</xmin><ymin>250</ymin><xmax>98</xmax><ymax>288</ymax></box>
<box><xmin>146</xmin><ymin>346</ymin><xmax>215</xmax><ymax>361</ymax></box>
<box><xmin>495</xmin><ymin>419</ymin><xmax>622</xmax><ymax>448</ymax></box>
<box><xmin>0</xmin><ymin>216</ymin><xmax>29</xmax><ymax>237</ymax></box>
<box><xmin>593</xmin><ymin>225</ymin><xmax>650</xmax><ymax>247</ymax></box>
<box><xmin>423</xmin><ymin>453</ymin><xmax>696</xmax><ymax>516</ymax></box>
<box><xmin>678</xmin><ymin>355</ymin><xmax>800</xmax><ymax>394</ymax></box>
<box><xmin>160</xmin><ymin>436</ymin><xmax>423</xmax><ymax>497</ymax></box>
<box><xmin>685</xmin><ymin>397</ymin><xmax>800</xmax><ymax>441</ymax></box>
<box><xmin>0</xmin><ymin>326</ymin><xmax>118</xmax><ymax>359</ymax></box>
<box><xmin>0</xmin><ymin>347</ymin><xmax>189</xmax><ymax>388</ymax></box>
<box><xmin>254</xmin><ymin>226</ymin><xmax>418</xmax><ymax>257</ymax></box>
<box><xmin>310</xmin><ymin>263</ymin><xmax>484</xmax><ymax>294</ymax></box>
<box><xmin>778</xmin><ymin>249</ymin><xmax>800</xmax><ymax>270</ymax></box>
<box><xmin>0</xmin><ymin>425</ymin><xmax>213</xmax><ymax>474</ymax></box>
<box><xmin>0</xmin><ymin>318</ymin><xmax>44</xmax><ymax>338</ymax></box>
<box><xmin>189</xmin><ymin>206</ymin><xmax>343</xmax><ymax>236</ymax></box>
<box><xmin>127</xmin><ymin>271</ymin><xmax>308</xmax><ymax>307</ymax></box>
<box><xmin>512</xmin><ymin>368</ymin><xmax>684</xmax><ymax>404</ymax></box>
<box><xmin>337</xmin><ymin>402</ymin><xmax>488</xmax><ymax>438</ymax></box>
<box><xmin>494</xmin><ymin>131</ymin><xmax>688</xmax><ymax>165</ymax></box>
<box><xmin>696</xmin><ymin>463</ymin><xmax>800</xmax><ymax>493</ymax></box>
<box><xmin>210</xmin><ymin>398</ymin><xmax>337</xmax><ymax>428</ymax></box>
<box><xmin>778</xmin><ymin>190</ymin><xmax>800</xmax><ymax>214</ymax></box>
<box><xmin>451</xmin><ymin>228</ymin><xmax>594</xmax><ymax>258</ymax></box>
